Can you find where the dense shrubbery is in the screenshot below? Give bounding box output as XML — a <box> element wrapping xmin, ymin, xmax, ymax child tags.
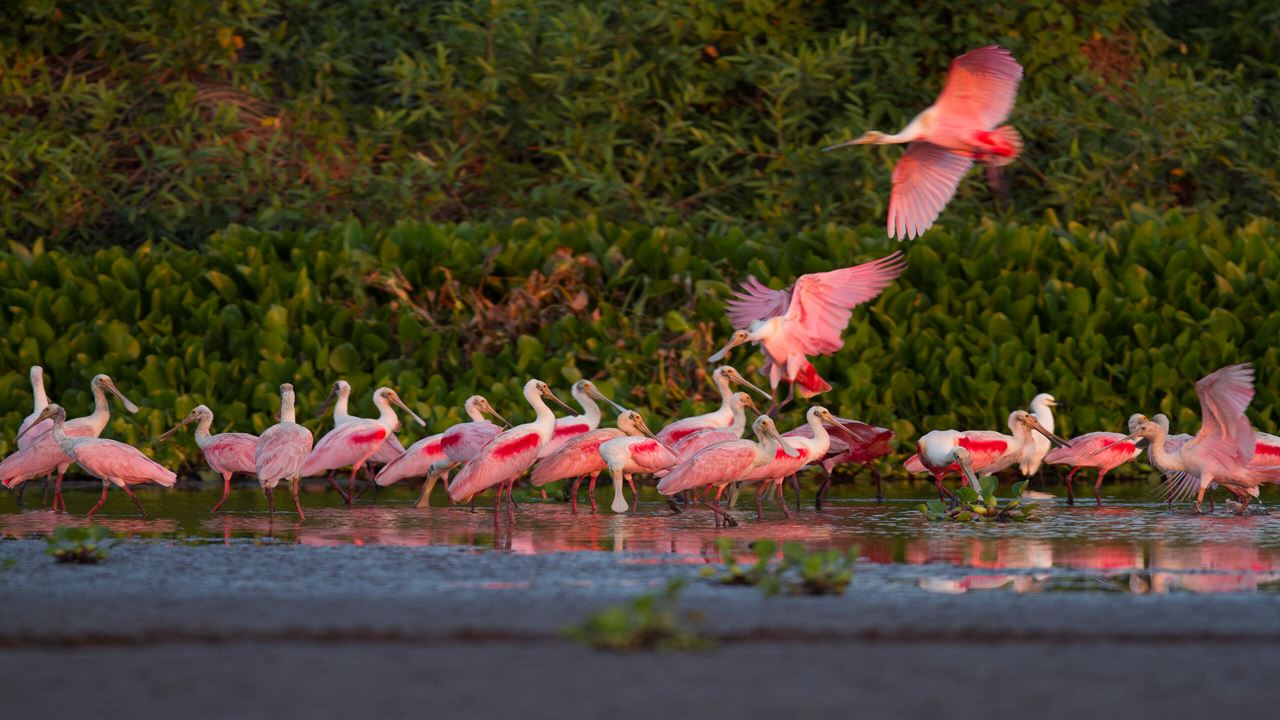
<box><xmin>2</xmin><ymin>0</ymin><xmax>1277</xmax><ymax>246</ymax></box>
<box><xmin>1</xmin><ymin>210</ymin><xmax>1276</xmax><ymax>470</ymax></box>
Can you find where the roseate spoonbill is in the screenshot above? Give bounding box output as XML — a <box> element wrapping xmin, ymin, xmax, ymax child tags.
<box><xmin>1043</xmin><ymin>413</ymin><xmax>1156</xmax><ymax>506</ymax></box>
<box><xmin>809</xmin><ymin>419</ymin><xmax>895</xmax><ymax>509</ymax></box>
<box><xmin>255</xmin><ymin>383</ymin><xmax>313</xmax><ymax>520</ymax></box>
<box><xmin>905</xmin><ymin>411</ymin><xmax>1068</xmax><ymax>499</ymax></box>
<box><xmin>1108</xmin><ymin>365</ymin><xmax>1280</xmax><ymax>512</ymax></box>
<box><xmin>531</xmin><ymin>410</ymin><xmax>654</xmax><ymax>513</ymax></box>
<box><xmin>1019</xmin><ymin>393</ymin><xmax>1059</xmax><ymax>476</ymax></box>
<box><xmin>448</xmin><ymin>380</ymin><xmax>575</xmax><ymax>524</ymax></box>
<box><xmin>670</xmin><ymin>393</ymin><xmax>758</xmax><ymax>459</ymax></box>
<box><xmin>822</xmin><ymin>45</ymin><xmax>1024</xmax><ymax>240</ymax></box>
<box><xmin>420</xmin><ymin>396</ymin><xmax>510</xmax><ymax>507</ymax></box>
<box><xmin>316</xmin><ymin>380</ymin><xmax>408</xmax><ymax>465</ymax></box>
<box><xmin>17</xmin><ymin>405</ymin><xmax>175</xmax><ymax>518</ymax></box>
<box><xmin>538</xmin><ymin>380</ymin><xmax>627</xmax><ymax>458</ymax></box>
<box><xmin>712</xmin><ymin>252</ymin><xmax>906</xmax><ymax>410</ymax></box>
<box><xmin>16</xmin><ymin>366</ymin><xmax>51</xmax><ymax>452</ymax></box>
<box><xmin>655</xmin><ymin>366</ymin><xmax>769</xmax><ymax>445</ymax></box>
<box><xmin>373</xmin><ymin>396</ymin><xmax>509</xmax><ymax>507</ymax></box>
<box><xmin>157</xmin><ymin>405</ymin><xmax>257</xmax><ymax>512</ymax></box>
<box><xmin>741</xmin><ymin>407</ymin><xmax>858</xmax><ymax>519</ymax></box>
<box><xmin>656</xmin><ymin>416</ymin><xmax>799</xmax><ymax>527</ymax></box>
<box><xmin>0</xmin><ymin>373</ymin><xmax>139</xmax><ymax>512</ymax></box>
<box><xmin>301</xmin><ymin>387</ymin><xmax>426</xmax><ymax>505</ymax></box>
<box><xmin>598</xmin><ymin>427</ymin><xmax>685</xmax><ymax>514</ymax></box>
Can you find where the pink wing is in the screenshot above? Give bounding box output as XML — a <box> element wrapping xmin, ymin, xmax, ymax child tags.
<box><xmin>1190</xmin><ymin>363</ymin><xmax>1255</xmax><ymax>463</ymax></box>
<box><xmin>903</xmin><ymin>453</ymin><xmax>926</xmax><ymax>473</ymax></box>
<box><xmin>0</xmin><ymin>440</ymin><xmax>70</xmax><ymax>488</ymax></box>
<box><xmin>656</xmin><ymin>416</ymin><xmax>721</xmax><ymax>446</ymax></box>
<box><xmin>369</xmin><ymin>433</ymin><xmax>407</xmax><ymax>464</ymax></box>
<box><xmin>674</xmin><ymin>428</ymin><xmax>739</xmax><ymax>460</ymax></box>
<box><xmin>958</xmin><ymin>432</ymin><xmax>1015</xmax><ymax>472</ymax></box>
<box><xmin>300</xmin><ymin>421</ymin><xmax>390</xmax><ymax>476</ymax></box>
<box><xmin>741</xmin><ymin>445</ymin><xmax>813</xmax><ymax>482</ymax></box>
<box><xmin>203</xmin><ymin>433</ymin><xmax>258</xmax><ymax>475</ymax></box>
<box><xmin>530</xmin><ymin>428</ymin><xmax>622</xmax><ymax>486</ymax></box>
<box><xmin>74</xmin><ymin>439</ymin><xmax>176</xmax><ymax>486</ymax></box>
<box><xmin>888</xmin><ymin>143</ymin><xmax>973</xmax><ymax>240</ymax></box>
<box><xmin>538</xmin><ymin>418</ymin><xmax>594</xmax><ymax>458</ymax></box>
<box><xmin>441</xmin><ymin>421</ymin><xmax>503</xmax><ymax>463</ymax></box>
<box><xmin>375</xmin><ymin>433</ymin><xmax>446</xmax><ymax>486</ymax></box>
<box><xmin>449</xmin><ymin>428</ymin><xmax>544</xmax><ymax>502</ymax></box>
<box><xmin>16</xmin><ymin>417</ymin><xmax>53</xmax><ymax>451</ymax></box>
<box><xmin>725</xmin><ymin>277</ymin><xmax>793</xmax><ymax>330</ymax></box>
<box><xmin>255</xmin><ymin>423</ymin><xmax>314</xmax><ymax>484</ymax></box>
<box><xmin>933</xmin><ymin>45</ymin><xmax>1023</xmax><ymax>130</ymax></box>
<box><xmin>767</xmin><ymin>252</ymin><xmax>908</xmax><ymax>357</ymax></box>
<box><xmin>656</xmin><ymin>441</ymin><xmax>757</xmax><ymax>495</ymax></box>
<box><xmin>1252</xmin><ymin>433</ymin><xmax>1280</xmax><ymax>466</ymax></box>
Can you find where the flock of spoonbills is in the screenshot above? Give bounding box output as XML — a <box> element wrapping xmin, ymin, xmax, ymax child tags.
<box><xmin>4</xmin><ymin>45</ymin><xmax>1277</xmax><ymax>525</ymax></box>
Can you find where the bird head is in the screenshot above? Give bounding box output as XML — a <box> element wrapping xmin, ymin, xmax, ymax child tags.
<box><xmin>1013</xmin><ymin>410</ymin><xmax>1071</xmax><ymax>448</ymax></box>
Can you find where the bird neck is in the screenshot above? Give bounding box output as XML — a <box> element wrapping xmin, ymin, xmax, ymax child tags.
<box><xmin>573</xmin><ymin>388</ymin><xmax>601</xmax><ymax>428</ymax></box>
<box><xmin>31</xmin><ymin>373</ymin><xmax>49</xmax><ymax>412</ymax></box>
<box><xmin>333</xmin><ymin>388</ymin><xmax>353</xmax><ymax>423</ymax></box>
<box><xmin>1145</xmin><ymin>429</ymin><xmax>1181</xmax><ymax>472</ymax></box>
<box><xmin>465</xmin><ymin>399</ymin><xmax>486</xmax><ymax>422</ymax></box>
<box><xmin>806</xmin><ymin>416</ymin><xmax>831</xmax><ymax>454</ymax></box>
<box><xmin>279</xmin><ymin>395</ymin><xmax>297</xmax><ymax>424</ymax></box>
<box><xmin>193</xmin><ymin>413</ymin><xmax>216</xmax><ymax>446</ymax></box>
<box><xmin>372</xmin><ymin>395</ymin><xmax>399</xmax><ymax>430</ymax></box>
<box><xmin>85</xmin><ymin>382</ymin><xmax>112</xmax><ymax>433</ymax></box>
<box><xmin>528</xmin><ymin>394</ymin><xmax>557</xmax><ymax>439</ymax></box>
<box><xmin>729</xmin><ymin>405</ymin><xmax>748</xmax><ymax>435</ymax></box>
<box><xmin>50</xmin><ymin>417</ymin><xmax>77</xmax><ymax>456</ymax></box>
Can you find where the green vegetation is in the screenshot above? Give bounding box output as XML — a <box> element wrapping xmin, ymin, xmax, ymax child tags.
<box><xmin>3</xmin><ymin>1</ymin><xmax>1277</xmax><ymax>247</ymax></box>
<box><xmin>918</xmin><ymin>479</ymin><xmax>1037</xmax><ymax>522</ymax></box>
<box><xmin>704</xmin><ymin>538</ymin><xmax>858</xmax><ymax>595</ymax></box>
<box><xmin>564</xmin><ymin>578</ymin><xmax>713</xmax><ymax>651</ymax></box>
<box><xmin>1</xmin><ymin>210</ymin><xmax>1278</xmax><ymax>471</ymax></box>
<box><xmin>46</xmin><ymin>524</ymin><xmax>116</xmax><ymax>563</ymax></box>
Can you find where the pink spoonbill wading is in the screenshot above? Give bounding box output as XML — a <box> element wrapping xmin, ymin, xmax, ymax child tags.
<box><xmin>906</xmin><ymin>411</ymin><xmax>1069</xmax><ymax>500</ymax></box>
<box><xmin>254</xmin><ymin>383</ymin><xmax>313</xmax><ymax>520</ymax></box>
<box><xmin>447</xmin><ymin>379</ymin><xmax>576</xmax><ymax>525</ymax></box>
<box><xmin>656</xmin><ymin>416</ymin><xmax>799</xmax><ymax>527</ymax></box>
<box><xmin>301</xmin><ymin>387</ymin><xmax>426</xmax><ymax>506</ymax></box>
<box><xmin>822</xmin><ymin>45</ymin><xmax>1024</xmax><ymax>240</ymax></box>
<box><xmin>0</xmin><ymin>373</ymin><xmax>139</xmax><ymax>512</ymax></box>
<box><xmin>16</xmin><ymin>404</ymin><xmax>175</xmax><ymax>517</ymax></box>
<box><xmin>420</xmin><ymin>395</ymin><xmax>510</xmax><ymax>508</ymax></box>
<box><xmin>531</xmin><ymin>410</ymin><xmax>655</xmax><ymax>513</ymax></box>
<box><xmin>739</xmin><ymin>406</ymin><xmax>857</xmax><ymax>519</ymax></box>
<box><xmin>12</xmin><ymin>365</ymin><xmax>52</xmax><ymax>505</ymax></box>
<box><xmin>316</xmin><ymin>379</ymin><xmax>408</xmax><ymax>465</ymax></box>
<box><xmin>654</xmin><ymin>366</ymin><xmax>770</xmax><ymax>446</ymax></box>
<box><xmin>537</xmin><ymin>380</ymin><xmax>626</xmax><ymax>458</ymax></box>
<box><xmin>598</xmin><ymin>424</ymin><xmax>684</xmax><ymax>514</ymax></box>
<box><xmin>670</xmin><ymin>392</ymin><xmax>758</xmax><ymax>459</ymax></box>
<box><xmin>157</xmin><ymin>405</ymin><xmax>258</xmax><ymax>512</ymax></box>
<box><xmin>1019</xmin><ymin>393</ymin><xmax>1060</xmax><ymax>477</ymax></box>
<box><xmin>712</xmin><ymin>252</ymin><xmax>907</xmax><ymax>411</ymax></box>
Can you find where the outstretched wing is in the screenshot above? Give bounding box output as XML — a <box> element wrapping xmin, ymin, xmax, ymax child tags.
<box><xmin>1191</xmin><ymin>363</ymin><xmax>1255</xmax><ymax>464</ymax></box>
<box><xmin>933</xmin><ymin>45</ymin><xmax>1023</xmax><ymax>130</ymax></box>
<box><xmin>725</xmin><ymin>277</ymin><xmax>793</xmax><ymax>330</ymax></box>
<box><xmin>888</xmin><ymin>142</ymin><xmax>973</xmax><ymax>240</ymax></box>
<box><xmin>771</xmin><ymin>252</ymin><xmax>907</xmax><ymax>355</ymax></box>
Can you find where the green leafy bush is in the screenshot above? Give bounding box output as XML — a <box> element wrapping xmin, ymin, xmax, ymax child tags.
<box><xmin>1</xmin><ymin>1</ymin><xmax>1276</xmax><ymax>247</ymax></box>
<box><xmin>0</xmin><ymin>210</ymin><xmax>1277</xmax><ymax>474</ymax></box>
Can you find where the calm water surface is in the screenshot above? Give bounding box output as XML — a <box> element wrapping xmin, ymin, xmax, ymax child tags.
<box><xmin>4</xmin><ymin>477</ymin><xmax>1279</xmax><ymax>594</ymax></box>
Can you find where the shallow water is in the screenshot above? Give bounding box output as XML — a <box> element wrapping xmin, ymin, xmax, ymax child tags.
<box><xmin>4</xmin><ymin>477</ymin><xmax>1279</xmax><ymax>594</ymax></box>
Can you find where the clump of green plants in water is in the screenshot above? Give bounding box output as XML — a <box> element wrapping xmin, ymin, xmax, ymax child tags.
<box><xmin>703</xmin><ymin>539</ymin><xmax>858</xmax><ymax>596</ymax></box>
<box><xmin>46</xmin><ymin>525</ymin><xmax>116</xmax><ymax>564</ymax></box>
<box><xmin>564</xmin><ymin>579</ymin><xmax>713</xmax><ymax>651</ymax></box>
<box><xmin>917</xmin><ymin>479</ymin><xmax>1036</xmax><ymax>523</ymax></box>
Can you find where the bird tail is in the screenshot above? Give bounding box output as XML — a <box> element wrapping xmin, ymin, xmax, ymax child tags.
<box><xmin>986</xmin><ymin>125</ymin><xmax>1022</xmax><ymax>167</ymax></box>
<box><xmin>792</xmin><ymin>361</ymin><xmax>831</xmax><ymax>398</ymax></box>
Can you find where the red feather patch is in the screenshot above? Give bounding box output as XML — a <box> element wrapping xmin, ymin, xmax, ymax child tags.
<box><xmin>493</xmin><ymin>433</ymin><xmax>540</xmax><ymax>460</ymax></box>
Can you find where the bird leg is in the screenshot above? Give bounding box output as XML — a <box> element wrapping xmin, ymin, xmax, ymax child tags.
<box><xmin>711</xmin><ymin>486</ymin><xmax>738</xmax><ymax>528</ymax></box>
<box><xmin>667</xmin><ymin>496</ymin><xmax>683</xmax><ymax>514</ymax></box>
<box><xmin>264</xmin><ymin>485</ymin><xmax>277</xmax><ymax>516</ymax></box>
<box><xmin>118</xmin><ymin>483</ymin><xmax>147</xmax><ymax>517</ymax></box>
<box><xmin>775</xmin><ymin>478</ymin><xmax>793</xmax><ymax>520</ymax></box>
<box><xmin>290</xmin><ymin>478</ymin><xmax>305</xmax><ymax>521</ymax></box>
<box><xmin>505</xmin><ymin>479</ymin><xmax>517</xmax><ymax>524</ymax></box>
<box><xmin>86</xmin><ymin>482</ymin><xmax>110</xmax><ymax>518</ymax></box>
<box><xmin>789</xmin><ymin>473</ymin><xmax>801</xmax><ymax>513</ymax></box>
<box><xmin>569</xmin><ymin>476</ymin><xmax>584</xmax><ymax>514</ymax></box>
<box><xmin>753</xmin><ymin>485</ymin><xmax>765</xmax><ymax>520</ymax></box>
<box><xmin>1093</xmin><ymin>469</ymin><xmax>1107</xmax><ymax>507</ymax></box>
<box><xmin>587</xmin><ymin>473</ymin><xmax>600</xmax><ymax>513</ymax></box>
<box><xmin>626</xmin><ymin>474</ymin><xmax>639</xmax><ymax>512</ymax></box>
<box><xmin>814</xmin><ymin>467</ymin><xmax>833</xmax><ymax>512</ymax></box>
<box><xmin>212</xmin><ymin>472</ymin><xmax>233</xmax><ymax>513</ymax></box>
<box><xmin>53</xmin><ymin>466</ymin><xmax>68</xmax><ymax>513</ymax></box>
<box><xmin>1064</xmin><ymin>467</ymin><xmax>1079</xmax><ymax>505</ymax></box>
<box><xmin>325</xmin><ymin>473</ymin><xmax>350</xmax><ymax>504</ymax></box>
<box><xmin>346</xmin><ymin>466</ymin><xmax>359</xmax><ymax>507</ymax></box>
<box><xmin>14</xmin><ymin>481</ymin><xmax>26</xmax><ymax>509</ymax></box>
<box><xmin>869</xmin><ymin>464</ymin><xmax>884</xmax><ymax>503</ymax></box>
<box><xmin>726</xmin><ymin>482</ymin><xmax>742</xmax><ymax>510</ymax></box>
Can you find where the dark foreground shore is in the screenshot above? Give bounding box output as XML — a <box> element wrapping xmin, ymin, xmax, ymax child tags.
<box><xmin>2</xmin><ymin>539</ymin><xmax>1278</xmax><ymax>719</ymax></box>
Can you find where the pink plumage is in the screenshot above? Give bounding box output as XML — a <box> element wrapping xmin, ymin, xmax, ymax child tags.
<box><xmin>300</xmin><ymin>423</ymin><xmax>389</xmax><ymax>477</ymax></box>
<box><xmin>0</xmin><ymin>423</ymin><xmax>96</xmax><ymax>489</ymax></box>
<box><xmin>72</xmin><ymin>438</ymin><xmax>177</xmax><ymax>488</ymax></box>
<box><xmin>538</xmin><ymin>420</ymin><xmax>593</xmax><ymax>458</ymax></box>
<box><xmin>530</xmin><ymin>428</ymin><xmax>623</xmax><ymax>487</ymax></box>
<box><xmin>449</xmin><ymin>428</ymin><xmax>544</xmax><ymax>503</ymax></box>
<box><xmin>255</xmin><ymin>423</ymin><xmax>313</xmax><ymax>488</ymax></box>
<box><xmin>201</xmin><ymin>433</ymin><xmax>258</xmax><ymax>475</ymax></box>
<box><xmin>374</xmin><ymin>434</ymin><xmax>447</xmax><ymax>486</ymax></box>
<box><xmin>673</xmin><ymin>428</ymin><xmax>739</xmax><ymax>459</ymax></box>
<box><xmin>441</xmin><ymin>422</ymin><xmax>503</xmax><ymax>464</ymax></box>
<box><xmin>656</xmin><ymin>441</ymin><xmax>758</xmax><ymax>496</ymax></box>
<box><xmin>368</xmin><ymin>433</ymin><xmax>407</xmax><ymax>465</ymax></box>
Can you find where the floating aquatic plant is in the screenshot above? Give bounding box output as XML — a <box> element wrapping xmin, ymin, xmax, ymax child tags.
<box><xmin>704</xmin><ymin>538</ymin><xmax>858</xmax><ymax>596</ymax></box>
<box><xmin>918</xmin><ymin>479</ymin><xmax>1037</xmax><ymax>522</ymax></box>
<box><xmin>564</xmin><ymin>578</ymin><xmax>713</xmax><ymax>651</ymax></box>
<box><xmin>46</xmin><ymin>525</ymin><xmax>116</xmax><ymax>564</ymax></box>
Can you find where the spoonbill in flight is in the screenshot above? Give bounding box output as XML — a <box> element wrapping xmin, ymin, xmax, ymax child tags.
<box><xmin>712</xmin><ymin>252</ymin><xmax>907</xmax><ymax>411</ymax></box>
<box><xmin>157</xmin><ymin>405</ymin><xmax>258</xmax><ymax>512</ymax></box>
<box><xmin>17</xmin><ymin>405</ymin><xmax>175</xmax><ymax>518</ymax></box>
<box><xmin>255</xmin><ymin>383</ymin><xmax>313</xmax><ymax>520</ymax></box>
<box><xmin>823</xmin><ymin>45</ymin><xmax>1024</xmax><ymax>240</ymax></box>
